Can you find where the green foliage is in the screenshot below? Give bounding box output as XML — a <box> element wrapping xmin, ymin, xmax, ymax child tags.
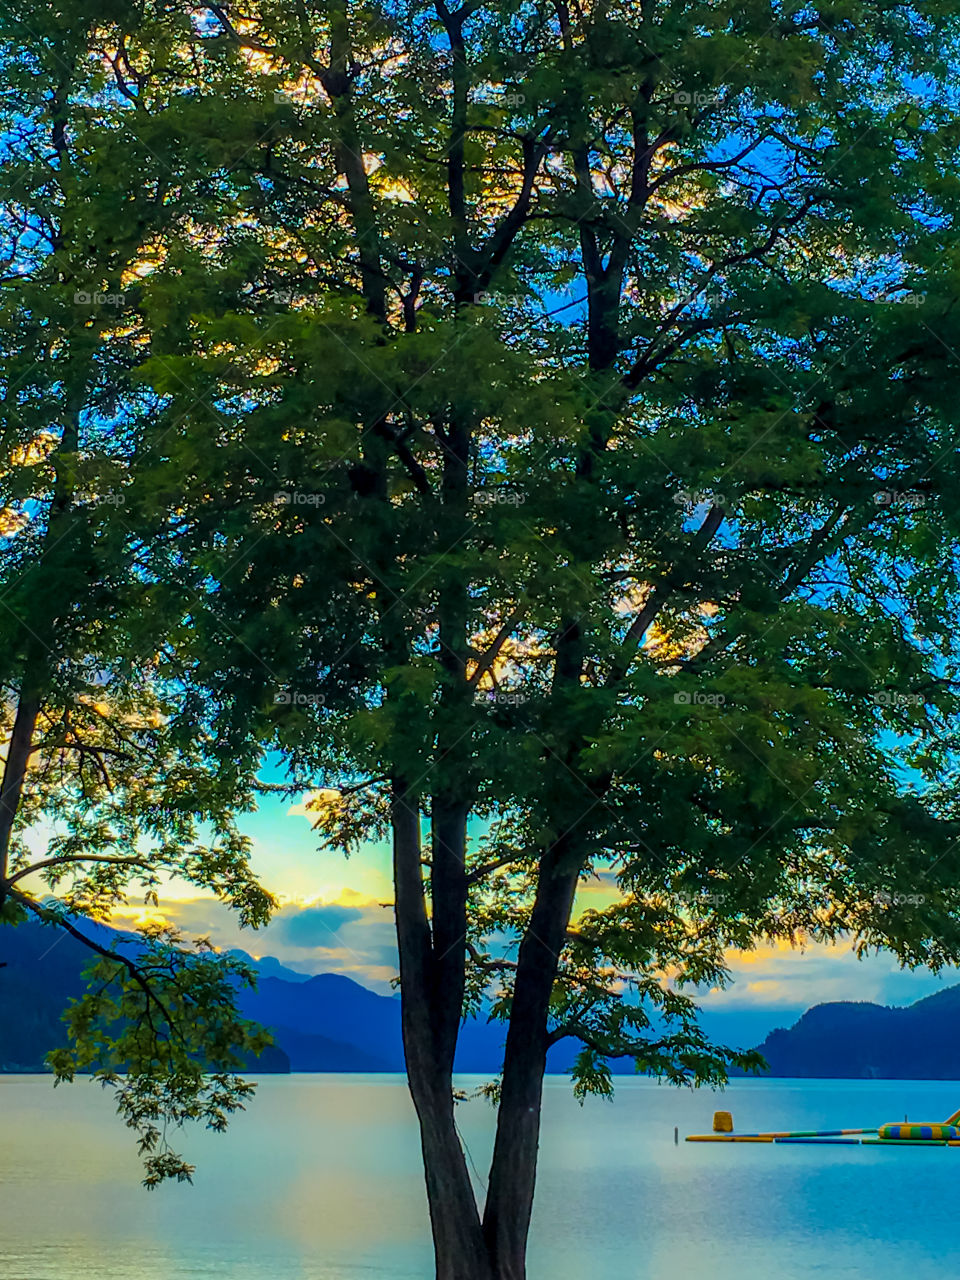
<box><xmin>0</xmin><ymin>0</ymin><xmax>276</xmax><ymax>1185</ymax></box>
<box><xmin>46</xmin><ymin>922</ymin><xmax>269</xmax><ymax>1189</ymax></box>
<box><xmin>4</xmin><ymin>1</ymin><xmax>960</xmax><ymax>1257</ymax></box>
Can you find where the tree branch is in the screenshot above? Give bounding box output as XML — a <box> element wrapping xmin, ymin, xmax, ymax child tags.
<box><xmin>466</xmin><ymin>940</ymin><xmax>518</xmax><ymax>972</ymax></box>
<box><xmin>467</xmin><ymin>606</ymin><xmax>524</xmax><ymax>688</ymax></box>
<box><xmin>466</xmin><ymin>851</ymin><xmax>524</xmax><ymax>884</ymax></box>
<box><xmin>546</xmin><ymin>1022</ymin><xmax>638</xmax><ymax>1054</ymax></box>
<box><xmin>8</xmin><ymin>888</ymin><xmax>185</xmax><ymax>1044</ymax></box>
<box><xmin>6</xmin><ymin>854</ymin><xmax>153</xmax><ymax>887</ymax></box>
<box><xmin>607</xmin><ymin>504</ymin><xmax>725</xmax><ymax>686</ymax></box>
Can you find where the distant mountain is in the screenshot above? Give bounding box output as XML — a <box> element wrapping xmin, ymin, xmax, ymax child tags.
<box><xmin>0</xmin><ymin>917</ymin><xmax>93</xmax><ymax>1071</ymax></box>
<box><xmin>236</xmin><ymin>970</ymin><xmax>515</xmax><ymax>1071</ymax></box>
<box><xmin>0</xmin><ymin>922</ymin><xmax>289</xmax><ymax>1074</ymax></box>
<box><xmin>16</xmin><ymin>920</ymin><xmax>956</xmax><ymax>1080</ymax></box>
<box><xmin>242</xmin><ymin>972</ymin><xmax>402</xmax><ymax>1060</ymax></box>
<box><xmin>225</xmin><ymin>949</ymin><xmax>315</xmax><ymax>983</ymax></box>
<box><xmin>267</xmin><ymin>1024</ymin><xmax>393</xmax><ymax>1071</ymax></box>
<box><xmin>0</xmin><ymin>920</ymin><xmax>552</xmax><ymax>1074</ymax></box>
<box><xmin>747</xmin><ymin>987</ymin><xmax>960</xmax><ymax>1078</ymax></box>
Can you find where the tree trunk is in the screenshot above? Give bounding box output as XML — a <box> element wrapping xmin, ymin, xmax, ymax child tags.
<box><xmin>0</xmin><ymin>394</ymin><xmax>82</xmax><ymax>896</ymax></box>
<box><xmin>481</xmin><ymin>847</ymin><xmax>581</xmax><ymax>1279</ymax></box>
<box><xmin>480</xmin><ymin>602</ymin><xmax>596</xmax><ymax>1277</ymax></box>
<box><xmin>0</xmin><ymin>661</ymin><xmax>43</xmax><ymax>893</ymax></box>
<box><xmin>392</xmin><ymin>780</ymin><xmax>493</xmax><ymax>1280</ymax></box>
<box><xmin>410</xmin><ymin>1073</ymin><xmax>495</xmax><ymax>1280</ymax></box>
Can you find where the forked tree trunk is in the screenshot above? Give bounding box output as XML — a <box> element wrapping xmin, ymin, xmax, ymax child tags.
<box><xmin>392</xmin><ymin>783</ymin><xmax>494</xmax><ymax>1280</ymax></box>
<box><xmin>397</xmin><ymin>824</ymin><xmax>582</xmax><ymax>1280</ymax></box>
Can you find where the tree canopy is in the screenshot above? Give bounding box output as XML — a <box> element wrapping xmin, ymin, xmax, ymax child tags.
<box><xmin>0</xmin><ymin>0</ymin><xmax>274</xmax><ymax>1185</ymax></box>
<box><xmin>3</xmin><ymin>1</ymin><xmax>960</xmax><ymax>1276</ymax></box>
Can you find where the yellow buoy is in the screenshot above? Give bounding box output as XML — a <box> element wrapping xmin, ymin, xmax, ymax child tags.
<box><xmin>713</xmin><ymin>1110</ymin><xmax>734</xmax><ymax>1133</ymax></box>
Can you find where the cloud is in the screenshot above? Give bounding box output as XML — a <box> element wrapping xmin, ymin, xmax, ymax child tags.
<box><xmin>270</xmin><ymin>903</ymin><xmax>364</xmax><ymax>947</ymax></box>
<box><xmin>111</xmin><ymin>891</ymin><xmax>960</xmax><ymax>1012</ymax></box>
<box><xmin>286</xmin><ymin>789</ymin><xmax>339</xmax><ymax>820</ymax></box>
<box><xmin>111</xmin><ymin>893</ymin><xmax>400</xmax><ymax>993</ymax></box>
<box><xmin>695</xmin><ymin>938</ymin><xmax>959</xmax><ymax>1013</ymax></box>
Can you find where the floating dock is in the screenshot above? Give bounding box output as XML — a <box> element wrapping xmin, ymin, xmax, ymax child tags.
<box><xmin>686</xmin><ymin>1110</ymin><xmax>960</xmax><ymax>1148</ymax></box>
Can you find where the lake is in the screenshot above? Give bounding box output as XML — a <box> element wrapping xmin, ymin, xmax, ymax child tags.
<box><xmin>3</xmin><ymin>1074</ymin><xmax>960</xmax><ymax>1279</ymax></box>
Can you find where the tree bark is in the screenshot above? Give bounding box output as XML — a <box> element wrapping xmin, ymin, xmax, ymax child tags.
<box><xmin>0</xmin><ymin>659</ymin><xmax>43</xmax><ymax>892</ymax></box>
<box><xmin>0</xmin><ymin>391</ymin><xmax>83</xmax><ymax>898</ymax></box>
<box><xmin>481</xmin><ymin>845</ymin><xmax>580</xmax><ymax>1279</ymax></box>
<box><xmin>392</xmin><ymin>779</ymin><xmax>492</xmax><ymax>1280</ymax></box>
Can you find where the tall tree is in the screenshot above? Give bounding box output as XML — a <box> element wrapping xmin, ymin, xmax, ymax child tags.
<box><xmin>9</xmin><ymin>0</ymin><xmax>960</xmax><ymax>1277</ymax></box>
<box><xmin>0</xmin><ymin>0</ymin><xmax>274</xmax><ymax>1185</ymax></box>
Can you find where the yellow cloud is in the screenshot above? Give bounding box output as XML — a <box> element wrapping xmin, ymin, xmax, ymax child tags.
<box><xmin>287</xmin><ymin>788</ymin><xmax>341</xmax><ymax>819</ymax></box>
<box><xmin>336</xmin><ymin>887</ymin><xmax>381</xmax><ymax>908</ymax></box>
<box><xmin>745</xmin><ymin>979</ymin><xmax>785</xmax><ymax>995</ymax></box>
<box><xmin>111</xmin><ymin>905</ymin><xmax>171</xmax><ymax>931</ymax></box>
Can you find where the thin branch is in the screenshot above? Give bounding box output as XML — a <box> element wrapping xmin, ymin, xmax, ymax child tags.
<box><xmin>645</xmin><ymin>135</ymin><xmax>772</xmax><ymax>197</ymax></box>
<box><xmin>683</xmin><ymin>501</ymin><xmax>853</xmax><ymax>675</ymax></box>
<box><xmin>465</xmin><ymin>851</ymin><xmax>524</xmax><ymax>884</ymax></box>
<box><xmin>607</xmin><ymin>504</ymin><xmax>725</xmax><ymax>686</ymax></box>
<box><xmin>373</xmin><ymin>420</ymin><xmax>433</xmax><ymax>494</ymax></box>
<box><xmin>546</xmin><ymin>1022</ymin><xmax>639</xmax><ymax>1054</ymax></box>
<box><xmin>7</xmin><ymin>854</ymin><xmax>152</xmax><ymax>886</ymax></box>
<box><xmin>467</xmin><ymin>606</ymin><xmax>524</xmax><ymax>688</ymax></box>
<box><xmin>203</xmin><ymin>4</ymin><xmax>275</xmax><ymax>54</ymax></box>
<box><xmin>466</xmin><ymin>940</ymin><xmax>518</xmax><ymax>972</ymax></box>
<box><xmin>8</xmin><ymin>888</ymin><xmax>186</xmax><ymax>1044</ymax></box>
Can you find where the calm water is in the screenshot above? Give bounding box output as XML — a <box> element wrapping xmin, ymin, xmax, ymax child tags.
<box><xmin>3</xmin><ymin>1074</ymin><xmax>960</xmax><ymax>1279</ymax></box>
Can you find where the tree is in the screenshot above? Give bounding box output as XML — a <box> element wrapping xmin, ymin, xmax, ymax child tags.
<box><xmin>9</xmin><ymin>1</ymin><xmax>960</xmax><ymax>1277</ymax></box>
<box><xmin>0</xmin><ymin>0</ymin><xmax>274</xmax><ymax>1185</ymax></box>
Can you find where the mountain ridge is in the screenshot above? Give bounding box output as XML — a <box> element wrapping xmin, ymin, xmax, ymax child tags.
<box><xmin>5</xmin><ymin>921</ymin><xmax>959</xmax><ymax>1078</ymax></box>
<box><xmin>743</xmin><ymin>989</ymin><xmax>960</xmax><ymax>1078</ymax></box>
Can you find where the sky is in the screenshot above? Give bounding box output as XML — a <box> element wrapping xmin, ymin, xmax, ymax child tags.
<box><xmin>104</xmin><ymin>783</ymin><xmax>960</xmax><ymax>1044</ymax></box>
